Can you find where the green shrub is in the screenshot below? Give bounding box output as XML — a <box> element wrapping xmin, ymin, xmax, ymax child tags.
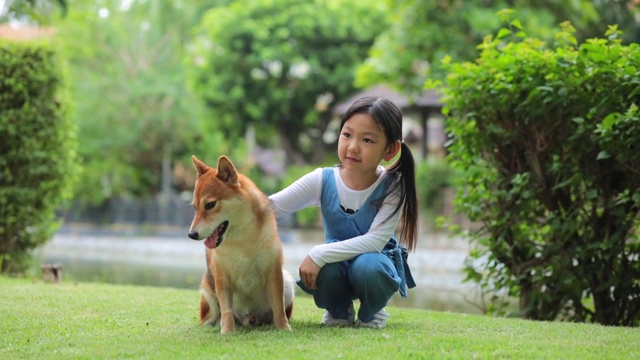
<box><xmin>416</xmin><ymin>158</ymin><xmax>458</xmax><ymax>210</ymax></box>
<box><xmin>0</xmin><ymin>39</ymin><xmax>77</xmax><ymax>273</ymax></box>
<box><xmin>431</xmin><ymin>12</ymin><xmax>640</xmax><ymax>326</ymax></box>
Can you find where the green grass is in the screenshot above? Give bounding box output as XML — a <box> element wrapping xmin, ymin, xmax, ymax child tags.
<box><xmin>1</xmin><ymin>277</ymin><xmax>638</xmax><ymax>359</ymax></box>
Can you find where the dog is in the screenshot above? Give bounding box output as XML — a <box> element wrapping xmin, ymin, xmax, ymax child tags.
<box><xmin>187</xmin><ymin>155</ymin><xmax>294</xmax><ymax>334</ymax></box>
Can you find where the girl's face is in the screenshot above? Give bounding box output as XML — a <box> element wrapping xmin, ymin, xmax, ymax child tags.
<box><xmin>338</xmin><ymin>113</ymin><xmax>393</xmax><ymax>174</ymax></box>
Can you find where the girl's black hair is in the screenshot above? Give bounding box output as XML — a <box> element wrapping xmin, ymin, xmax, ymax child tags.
<box><xmin>339</xmin><ymin>96</ymin><xmax>419</xmax><ymax>251</ymax></box>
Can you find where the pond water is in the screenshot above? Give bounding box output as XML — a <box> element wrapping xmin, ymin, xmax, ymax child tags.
<box><xmin>35</xmin><ymin>226</ymin><xmax>483</xmax><ymax>315</ymax></box>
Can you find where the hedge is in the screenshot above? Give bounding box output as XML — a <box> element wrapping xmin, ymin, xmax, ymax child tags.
<box><xmin>0</xmin><ymin>38</ymin><xmax>76</xmax><ymax>273</ymax></box>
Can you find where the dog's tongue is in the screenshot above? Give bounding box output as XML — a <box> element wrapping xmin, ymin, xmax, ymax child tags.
<box><xmin>204</xmin><ymin>234</ymin><xmax>219</xmax><ymax>249</ymax></box>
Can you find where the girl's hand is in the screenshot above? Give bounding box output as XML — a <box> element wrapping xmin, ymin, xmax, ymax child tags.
<box><xmin>299</xmin><ymin>255</ymin><xmax>321</xmax><ymax>290</ymax></box>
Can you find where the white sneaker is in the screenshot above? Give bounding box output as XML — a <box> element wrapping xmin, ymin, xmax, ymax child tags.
<box><xmin>355</xmin><ymin>309</ymin><xmax>390</xmax><ymax>329</ymax></box>
<box><xmin>322</xmin><ymin>302</ymin><xmax>355</xmax><ymax>327</ymax></box>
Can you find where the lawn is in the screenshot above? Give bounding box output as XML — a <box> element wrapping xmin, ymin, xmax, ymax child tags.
<box><xmin>0</xmin><ymin>276</ymin><xmax>638</xmax><ymax>359</ymax></box>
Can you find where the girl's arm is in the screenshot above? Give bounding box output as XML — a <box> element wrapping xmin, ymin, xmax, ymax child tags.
<box><xmin>268</xmin><ymin>168</ymin><xmax>323</xmax><ymax>217</ymax></box>
<box><xmin>308</xmin><ymin>192</ymin><xmax>402</xmax><ymax>267</ymax></box>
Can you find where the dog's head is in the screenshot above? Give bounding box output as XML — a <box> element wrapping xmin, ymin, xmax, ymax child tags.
<box><xmin>187</xmin><ymin>155</ymin><xmax>242</xmax><ymax>249</ymax></box>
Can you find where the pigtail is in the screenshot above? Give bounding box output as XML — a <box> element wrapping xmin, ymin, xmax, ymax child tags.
<box><xmin>387</xmin><ymin>142</ymin><xmax>418</xmax><ymax>252</ymax></box>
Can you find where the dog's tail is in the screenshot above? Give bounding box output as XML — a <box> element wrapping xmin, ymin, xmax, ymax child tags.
<box><xmin>283</xmin><ymin>269</ymin><xmax>295</xmax><ymax>319</ymax></box>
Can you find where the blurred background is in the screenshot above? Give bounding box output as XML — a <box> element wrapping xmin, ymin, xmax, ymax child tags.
<box><xmin>1</xmin><ymin>0</ymin><xmax>639</xmax><ymax>315</ymax></box>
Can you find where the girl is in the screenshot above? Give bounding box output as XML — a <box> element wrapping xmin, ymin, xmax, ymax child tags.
<box><xmin>269</xmin><ymin>96</ymin><xmax>417</xmax><ymax>328</ymax></box>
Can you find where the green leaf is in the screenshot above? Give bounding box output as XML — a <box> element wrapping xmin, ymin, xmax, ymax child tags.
<box><xmin>602</xmin><ymin>113</ymin><xmax>619</xmax><ymax>129</ymax></box>
<box><xmin>596</xmin><ymin>150</ymin><xmax>610</xmax><ymax>160</ymax></box>
<box><xmin>510</xmin><ymin>19</ymin><xmax>523</xmax><ymax>30</ymax></box>
<box><xmin>497</xmin><ymin>28</ymin><xmax>511</xmax><ymax>40</ymax></box>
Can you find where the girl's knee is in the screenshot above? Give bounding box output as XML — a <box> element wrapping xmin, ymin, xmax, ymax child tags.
<box><xmin>313</xmin><ymin>262</ymin><xmax>354</xmax><ymax>308</ymax></box>
<box><xmin>350</xmin><ymin>253</ymin><xmax>399</xmax><ymax>286</ymax></box>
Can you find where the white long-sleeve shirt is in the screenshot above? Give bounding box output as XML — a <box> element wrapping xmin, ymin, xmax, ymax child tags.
<box><xmin>269</xmin><ymin>166</ymin><xmax>401</xmax><ymax>268</ymax></box>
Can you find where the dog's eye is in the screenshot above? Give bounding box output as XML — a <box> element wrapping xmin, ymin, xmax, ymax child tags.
<box><xmin>205</xmin><ymin>201</ymin><xmax>217</xmax><ymax>210</ymax></box>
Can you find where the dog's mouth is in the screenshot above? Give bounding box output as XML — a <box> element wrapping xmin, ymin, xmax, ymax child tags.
<box><xmin>204</xmin><ymin>221</ymin><xmax>229</xmax><ymax>249</ymax></box>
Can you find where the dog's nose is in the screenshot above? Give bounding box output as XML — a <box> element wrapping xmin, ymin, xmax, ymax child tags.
<box><xmin>188</xmin><ymin>231</ymin><xmax>199</xmax><ymax>240</ymax></box>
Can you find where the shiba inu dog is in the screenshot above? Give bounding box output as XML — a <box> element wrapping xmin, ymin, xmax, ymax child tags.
<box><xmin>187</xmin><ymin>155</ymin><xmax>294</xmax><ymax>334</ymax></box>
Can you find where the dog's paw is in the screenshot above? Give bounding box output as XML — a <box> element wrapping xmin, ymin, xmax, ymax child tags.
<box><xmin>276</xmin><ymin>321</ymin><xmax>292</xmax><ymax>331</ymax></box>
<box><xmin>220</xmin><ymin>324</ymin><xmax>235</xmax><ymax>334</ymax></box>
<box><xmin>219</xmin><ymin>317</ymin><xmax>236</xmax><ymax>334</ymax></box>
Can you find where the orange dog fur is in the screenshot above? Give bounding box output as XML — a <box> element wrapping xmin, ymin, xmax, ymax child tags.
<box><xmin>188</xmin><ymin>155</ymin><xmax>293</xmax><ymax>334</ymax></box>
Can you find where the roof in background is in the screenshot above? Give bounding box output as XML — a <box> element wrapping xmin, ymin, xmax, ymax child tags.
<box><xmin>332</xmin><ymin>84</ymin><xmax>442</xmax><ymax>115</ymax></box>
<box><xmin>0</xmin><ymin>24</ymin><xmax>56</xmax><ymax>41</ymax></box>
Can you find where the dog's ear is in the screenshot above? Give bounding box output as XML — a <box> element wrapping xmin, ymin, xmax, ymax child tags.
<box><xmin>216</xmin><ymin>155</ymin><xmax>239</xmax><ymax>187</ymax></box>
<box><xmin>192</xmin><ymin>155</ymin><xmax>210</xmax><ymax>177</ymax></box>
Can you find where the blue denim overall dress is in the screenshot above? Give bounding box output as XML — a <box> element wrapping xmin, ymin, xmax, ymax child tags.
<box><xmin>297</xmin><ymin>167</ymin><xmax>416</xmax><ymax>322</ymax></box>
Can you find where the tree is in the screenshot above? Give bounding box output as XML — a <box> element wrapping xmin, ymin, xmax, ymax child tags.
<box><xmin>434</xmin><ymin>16</ymin><xmax>640</xmax><ymax>326</ymax></box>
<box><xmin>187</xmin><ymin>0</ymin><xmax>388</xmax><ymax>165</ymax></box>
<box><xmin>356</xmin><ymin>0</ymin><xmax>639</xmax><ymax>93</ymax></box>
<box><xmin>55</xmin><ymin>0</ymin><xmax>226</xmax><ymax>204</ymax></box>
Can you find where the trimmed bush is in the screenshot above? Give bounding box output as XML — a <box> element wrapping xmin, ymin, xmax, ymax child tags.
<box><xmin>433</xmin><ymin>17</ymin><xmax>640</xmax><ymax>326</ymax></box>
<box><xmin>0</xmin><ymin>39</ymin><xmax>77</xmax><ymax>273</ymax></box>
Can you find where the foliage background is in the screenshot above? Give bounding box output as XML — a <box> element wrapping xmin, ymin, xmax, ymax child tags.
<box><xmin>356</xmin><ymin>0</ymin><xmax>639</xmax><ymax>93</ymax></box>
<box><xmin>188</xmin><ymin>0</ymin><xmax>389</xmax><ymax>166</ymax></box>
<box><xmin>6</xmin><ymin>0</ymin><xmax>637</xmax><ymax>210</ymax></box>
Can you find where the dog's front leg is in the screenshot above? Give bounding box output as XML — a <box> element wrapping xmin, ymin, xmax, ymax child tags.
<box><xmin>268</xmin><ymin>266</ymin><xmax>292</xmax><ymax>331</ymax></box>
<box><xmin>216</xmin><ymin>282</ymin><xmax>235</xmax><ymax>334</ymax></box>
